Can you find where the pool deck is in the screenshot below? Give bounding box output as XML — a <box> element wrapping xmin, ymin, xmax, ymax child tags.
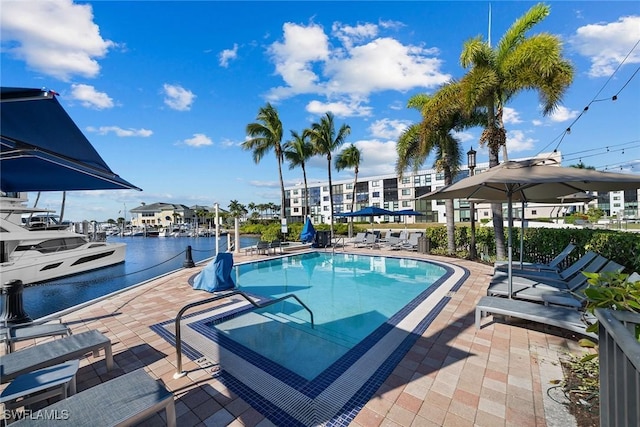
<box><xmin>2</xmin><ymin>245</ymin><xmax>587</xmax><ymax>426</ymax></box>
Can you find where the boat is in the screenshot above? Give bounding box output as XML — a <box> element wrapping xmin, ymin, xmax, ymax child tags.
<box><xmin>0</xmin><ymin>195</ymin><xmax>126</xmax><ymax>285</ymax></box>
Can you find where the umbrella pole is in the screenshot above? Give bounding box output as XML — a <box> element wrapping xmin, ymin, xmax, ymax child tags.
<box><xmin>508</xmin><ymin>194</ymin><xmax>513</xmax><ymax>299</ymax></box>
<box><xmin>520</xmin><ymin>200</ymin><xmax>525</xmax><ymax>268</ymax></box>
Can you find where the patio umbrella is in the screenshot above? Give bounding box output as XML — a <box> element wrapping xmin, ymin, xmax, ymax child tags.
<box><xmin>1</xmin><ymin>87</ymin><xmax>141</xmax><ymax>192</ymax></box>
<box><xmin>300</xmin><ymin>217</ymin><xmax>316</xmax><ymax>243</ymax></box>
<box><xmin>335</xmin><ymin>206</ymin><xmax>395</xmax><ymax>235</ymax></box>
<box><xmin>419</xmin><ymin>158</ymin><xmax>640</xmax><ymax>298</ymax></box>
<box><xmin>393</xmin><ymin>209</ymin><xmax>423</xmax><ymax>233</ymax></box>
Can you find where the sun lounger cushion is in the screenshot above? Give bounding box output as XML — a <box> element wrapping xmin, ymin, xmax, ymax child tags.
<box><xmin>494</xmin><ymin>243</ymin><xmax>576</xmax><ymax>273</ymax></box>
<box><xmin>9</xmin><ymin>368</ymin><xmax>176</xmax><ymax>427</ymax></box>
<box><xmin>1</xmin><ymin>330</ymin><xmax>113</xmax><ymax>383</ymax></box>
<box><xmin>475</xmin><ymin>296</ymin><xmax>596</xmax><ymax>339</ymax></box>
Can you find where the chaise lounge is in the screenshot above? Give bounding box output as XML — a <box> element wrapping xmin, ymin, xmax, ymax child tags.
<box><xmin>9</xmin><ymin>368</ymin><xmax>176</xmax><ymax>427</ymax></box>
<box><xmin>1</xmin><ymin>330</ymin><xmax>113</xmax><ymax>383</ymax></box>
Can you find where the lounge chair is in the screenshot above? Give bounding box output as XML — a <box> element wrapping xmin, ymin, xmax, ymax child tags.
<box><xmin>1</xmin><ymin>320</ymin><xmax>72</xmax><ymax>353</ymax></box>
<box><xmin>255</xmin><ymin>240</ymin><xmax>270</xmax><ymax>255</ymax></box>
<box><xmin>494</xmin><ymin>242</ymin><xmax>576</xmax><ymax>273</ymax></box>
<box><xmin>488</xmin><ymin>259</ymin><xmax>625</xmax><ymax>308</ymax></box>
<box><xmin>401</xmin><ymin>233</ymin><xmax>421</xmax><ymax>251</ymax></box>
<box><xmin>351</xmin><ymin>232</ymin><xmax>367</xmax><ymax>246</ymax></box>
<box><xmin>383</xmin><ymin>236</ymin><xmax>403</xmax><ymax>250</ymax></box>
<box><xmin>475</xmin><ymin>295</ymin><xmax>597</xmax><ymax>339</ymax></box>
<box><xmin>488</xmin><ymin>255</ymin><xmax>608</xmax><ymax>297</ymax></box>
<box><xmin>357</xmin><ymin>234</ymin><xmax>378</xmax><ymax>249</ymax></box>
<box><xmin>9</xmin><ymin>368</ymin><xmax>176</xmax><ymax>427</ymax></box>
<box><xmin>1</xmin><ymin>330</ymin><xmax>113</xmax><ymax>383</ymax></box>
<box><xmin>493</xmin><ymin>250</ymin><xmax>598</xmax><ymax>282</ymax></box>
<box><xmin>269</xmin><ymin>239</ymin><xmax>283</xmax><ymax>254</ymax></box>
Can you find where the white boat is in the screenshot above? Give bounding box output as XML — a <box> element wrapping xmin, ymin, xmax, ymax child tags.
<box><xmin>0</xmin><ymin>197</ymin><xmax>126</xmax><ymax>285</ymax></box>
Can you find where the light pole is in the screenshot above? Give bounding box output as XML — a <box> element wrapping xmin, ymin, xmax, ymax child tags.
<box><xmin>467</xmin><ymin>147</ymin><xmax>477</xmax><ymax>260</ymax></box>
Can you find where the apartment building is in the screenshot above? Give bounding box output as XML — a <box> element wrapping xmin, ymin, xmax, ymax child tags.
<box><xmin>284</xmin><ymin>152</ymin><xmax>639</xmax><ymax>225</ymax></box>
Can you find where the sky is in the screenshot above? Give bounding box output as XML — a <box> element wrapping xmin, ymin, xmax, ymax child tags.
<box><xmin>1</xmin><ymin>0</ymin><xmax>639</xmax><ymax>222</ymax></box>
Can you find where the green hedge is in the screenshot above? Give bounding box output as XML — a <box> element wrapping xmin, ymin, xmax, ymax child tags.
<box><xmin>422</xmin><ymin>225</ymin><xmax>639</xmax><ymax>273</ymax></box>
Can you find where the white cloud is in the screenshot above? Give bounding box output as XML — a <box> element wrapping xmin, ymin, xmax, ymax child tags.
<box><xmin>505</xmin><ymin>130</ymin><xmax>536</xmax><ymax>153</ymax></box>
<box><xmin>331</xmin><ymin>22</ymin><xmax>378</xmax><ymax>49</ymax></box>
<box><xmin>453</xmin><ymin>131</ymin><xmax>475</xmax><ymax>143</ymax></box>
<box><xmin>70</xmin><ymin>84</ymin><xmax>114</xmax><ymax>109</ymax></box>
<box><xmin>570</xmin><ymin>16</ymin><xmax>640</xmax><ymax>77</ymax></box>
<box><xmin>306</xmin><ymin>99</ymin><xmax>372</xmax><ymax>118</ymax></box>
<box><xmin>0</xmin><ymin>0</ymin><xmax>113</xmax><ymax>81</ymax></box>
<box><xmin>163</xmin><ymin>84</ymin><xmax>196</xmax><ymax>111</ymax></box>
<box><xmin>219</xmin><ymin>43</ymin><xmax>238</xmax><ymax>67</ymax></box>
<box><xmin>266</xmin><ymin>22</ymin><xmax>450</xmax><ymax>103</ymax></box>
<box><xmin>86</xmin><ymin>126</ymin><xmax>152</xmax><ymax>137</ymax></box>
<box><xmin>549</xmin><ymin>105</ymin><xmax>579</xmax><ymax>122</ymax></box>
<box><xmin>368</xmin><ymin>119</ymin><xmax>411</xmax><ymax>140</ymax></box>
<box><xmin>503</xmin><ymin>107</ymin><xmax>522</xmax><ymax>124</ymax></box>
<box><xmin>532</xmin><ymin>119</ymin><xmax>543</xmax><ymax>126</ymax></box>
<box><xmin>183</xmin><ymin>133</ymin><xmax>213</xmax><ymax>147</ymax></box>
<box><xmin>352</xmin><ymin>139</ymin><xmax>398</xmax><ymax>176</ymax></box>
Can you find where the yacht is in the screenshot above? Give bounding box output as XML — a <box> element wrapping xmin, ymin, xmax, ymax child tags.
<box><xmin>1</xmin><ymin>197</ymin><xmax>126</xmax><ymax>285</ymax></box>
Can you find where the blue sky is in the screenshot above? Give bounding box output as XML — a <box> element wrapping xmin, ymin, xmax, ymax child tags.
<box><xmin>2</xmin><ymin>1</ymin><xmax>639</xmax><ymax>222</ymax></box>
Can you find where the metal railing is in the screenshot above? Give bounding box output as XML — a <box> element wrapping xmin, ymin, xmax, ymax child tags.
<box><xmin>331</xmin><ymin>236</ymin><xmax>346</xmax><ymax>253</ymax></box>
<box><xmin>595</xmin><ymin>308</ymin><xmax>640</xmax><ymax>427</ymax></box>
<box><xmin>173</xmin><ymin>290</ymin><xmax>314</xmax><ymax>378</ymax></box>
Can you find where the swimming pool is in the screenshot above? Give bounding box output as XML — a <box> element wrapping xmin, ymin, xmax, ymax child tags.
<box><xmin>152</xmin><ymin>251</ymin><xmax>468</xmax><ymax>426</ymax></box>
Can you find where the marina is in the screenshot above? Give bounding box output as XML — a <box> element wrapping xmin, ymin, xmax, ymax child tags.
<box><xmin>15</xmin><ymin>235</ymin><xmax>260</xmax><ymax>320</ymax></box>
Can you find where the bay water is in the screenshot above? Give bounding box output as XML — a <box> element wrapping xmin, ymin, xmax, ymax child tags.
<box><xmin>17</xmin><ymin>235</ymin><xmax>260</xmax><ymax>320</ymax></box>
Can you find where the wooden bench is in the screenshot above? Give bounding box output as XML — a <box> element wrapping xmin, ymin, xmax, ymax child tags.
<box><xmin>1</xmin><ymin>330</ymin><xmax>113</xmax><ymax>383</ymax></box>
<box><xmin>9</xmin><ymin>368</ymin><xmax>176</xmax><ymax>426</ymax></box>
<box><xmin>475</xmin><ymin>295</ymin><xmax>597</xmax><ymax>339</ymax></box>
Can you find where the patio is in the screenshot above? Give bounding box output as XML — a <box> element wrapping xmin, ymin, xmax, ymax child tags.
<box><xmin>1</xmin><ymin>247</ymin><xmax>587</xmax><ymax>426</ymax></box>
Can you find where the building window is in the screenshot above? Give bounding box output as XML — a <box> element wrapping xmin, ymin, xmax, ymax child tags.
<box><xmin>322</xmin><ymin>186</ymin><xmax>328</xmax><ymax>192</ymax></box>
<box><xmin>401</xmin><ymin>188</ymin><xmax>411</xmax><ymax>196</ymax></box>
<box><xmin>401</xmin><ymin>177</ymin><xmax>411</xmax><ymax>184</ymax></box>
<box><xmin>402</xmin><ymin>201</ymin><xmax>411</xmax><ymax>207</ymax></box>
<box><xmin>293</xmin><ymin>207</ymin><xmax>299</xmax><ymax>213</ymax></box>
<box><xmin>371</xmin><ymin>181</ymin><xmax>380</xmax><ymax>187</ymax></box>
<box><xmin>323</xmin><ymin>196</ymin><xmax>329</xmax><ymax>202</ymax></box>
<box><xmin>372</xmin><ymin>191</ymin><xmax>380</xmax><ymax>198</ymax></box>
<box><xmin>346</xmin><ymin>183</ymin><xmax>353</xmax><ymax>189</ymax></box>
<box><xmin>531</xmin><ymin>210</ymin><xmax>537</xmax><ymax>215</ymax></box>
<box><xmin>484</xmin><ymin>212</ymin><xmax>489</xmax><ymax>216</ymax></box>
<box><xmin>323</xmin><ymin>206</ymin><xmax>329</xmax><ymax>211</ymax></box>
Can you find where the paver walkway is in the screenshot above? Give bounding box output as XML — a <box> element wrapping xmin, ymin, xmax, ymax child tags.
<box><xmin>2</xmin><ymin>247</ymin><xmax>586</xmax><ymax>426</ymax></box>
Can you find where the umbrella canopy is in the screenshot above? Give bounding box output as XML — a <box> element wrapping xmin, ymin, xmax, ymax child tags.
<box><xmin>393</xmin><ymin>209</ymin><xmax>423</xmax><ymax>232</ymax></box>
<box><xmin>1</xmin><ymin>87</ymin><xmax>141</xmax><ymax>192</ymax></box>
<box><xmin>335</xmin><ymin>206</ymin><xmax>395</xmax><ymax>235</ymax></box>
<box><xmin>336</xmin><ymin>206</ymin><xmax>396</xmax><ymax>217</ymax></box>
<box><xmin>420</xmin><ymin>158</ymin><xmax>640</xmax><ymax>298</ymax></box>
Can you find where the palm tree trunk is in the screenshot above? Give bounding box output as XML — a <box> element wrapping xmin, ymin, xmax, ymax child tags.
<box><xmin>302</xmin><ymin>165</ymin><xmax>309</xmax><ymax>218</ymax></box>
<box><xmin>349</xmin><ymin>170</ymin><xmax>358</xmax><ymax>238</ymax></box>
<box><xmin>327</xmin><ymin>156</ymin><xmax>334</xmax><ymax>239</ymax></box>
<box><xmin>487</xmin><ymin>104</ymin><xmax>506</xmax><ymax>259</ymax></box>
<box><xmin>59</xmin><ymin>191</ymin><xmax>66</xmax><ymax>222</ymax></box>
<box><xmin>445</xmin><ymin>199</ymin><xmax>456</xmax><ymax>254</ymax></box>
<box><xmin>277</xmin><ymin>156</ymin><xmax>286</xmax><ymax>222</ymax></box>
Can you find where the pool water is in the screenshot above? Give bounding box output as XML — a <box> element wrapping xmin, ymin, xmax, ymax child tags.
<box><xmin>207</xmin><ymin>252</ymin><xmax>447</xmax><ymax>380</ymax></box>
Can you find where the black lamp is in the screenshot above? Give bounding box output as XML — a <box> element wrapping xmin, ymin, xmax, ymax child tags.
<box><xmin>467</xmin><ymin>146</ymin><xmax>477</xmax><ymax>259</ymax></box>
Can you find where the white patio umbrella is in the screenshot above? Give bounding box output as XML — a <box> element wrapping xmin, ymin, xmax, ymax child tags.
<box><xmin>419</xmin><ymin>158</ymin><xmax>640</xmax><ymax>298</ymax></box>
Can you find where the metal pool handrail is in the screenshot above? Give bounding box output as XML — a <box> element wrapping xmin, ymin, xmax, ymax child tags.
<box><xmin>173</xmin><ymin>290</ymin><xmax>314</xmax><ymax>378</ymax></box>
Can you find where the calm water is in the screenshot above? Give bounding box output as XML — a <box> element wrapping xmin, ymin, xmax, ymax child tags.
<box><xmin>14</xmin><ymin>235</ymin><xmax>259</xmax><ymax>320</ymax></box>
<box><xmin>210</xmin><ymin>252</ymin><xmax>447</xmax><ymax>380</ymax></box>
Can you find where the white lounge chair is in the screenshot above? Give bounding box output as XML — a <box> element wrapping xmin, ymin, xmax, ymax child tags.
<box><xmin>351</xmin><ymin>232</ymin><xmax>367</xmax><ymax>246</ymax></box>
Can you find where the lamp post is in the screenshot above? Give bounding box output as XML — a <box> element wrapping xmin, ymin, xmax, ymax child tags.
<box><xmin>467</xmin><ymin>147</ymin><xmax>477</xmax><ymax>260</ymax></box>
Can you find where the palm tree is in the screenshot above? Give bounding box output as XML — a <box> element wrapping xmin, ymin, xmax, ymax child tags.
<box><xmin>458</xmin><ymin>2</ymin><xmax>574</xmax><ymax>259</ymax></box>
<box><xmin>242</xmin><ymin>103</ymin><xmax>286</xmax><ymax>222</ymax></box>
<box><xmin>335</xmin><ymin>144</ymin><xmax>362</xmax><ymax>238</ymax></box>
<box><xmin>283</xmin><ymin>130</ymin><xmax>314</xmax><ymax>218</ymax></box>
<box><xmin>397</xmin><ymin>88</ymin><xmax>483</xmax><ymax>255</ymax></box>
<box><xmin>228</xmin><ymin>200</ymin><xmax>247</xmax><ymax>221</ymax></box>
<box><xmin>308</xmin><ymin>112</ymin><xmax>351</xmax><ymax>239</ymax></box>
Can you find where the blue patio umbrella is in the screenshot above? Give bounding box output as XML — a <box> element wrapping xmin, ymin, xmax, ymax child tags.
<box><xmin>335</xmin><ymin>206</ymin><xmax>395</xmax><ymax>234</ymax></box>
<box><xmin>393</xmin><ymin>209</ymin><xmax>423</xmax><ymax>232</ymax></box>
<box><xmin>1</xmin><ymin>87</ymin><xmax>141</xmax><ymax>192</ymax></box>
<box><xmin>300</xmin><ymin>217</ymin><xmax>316</xmax><ymax>243</ymax></box>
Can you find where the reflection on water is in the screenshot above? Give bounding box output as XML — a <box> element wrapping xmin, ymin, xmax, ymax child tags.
<box><xmin>10</xmin><ymin>235</ymin><xmax>259</xmax><ymax>319</ymax></box>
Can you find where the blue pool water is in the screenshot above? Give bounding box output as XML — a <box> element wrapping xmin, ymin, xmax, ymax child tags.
<box><xmin>208</xmin><ymin>252</ymin><xmax>447</xmax><ymax>380</ymax></box>
<box><xmin>14</xmin><ymin>235</ymin><xmax>259</xmax><ymax>319</ymax></box>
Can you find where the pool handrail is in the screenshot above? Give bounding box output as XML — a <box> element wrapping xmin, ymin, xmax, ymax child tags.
<box><xmin>173</xmin><ymin>290</ymin><xmax>314</xmax><ymax>378</ymax></box>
